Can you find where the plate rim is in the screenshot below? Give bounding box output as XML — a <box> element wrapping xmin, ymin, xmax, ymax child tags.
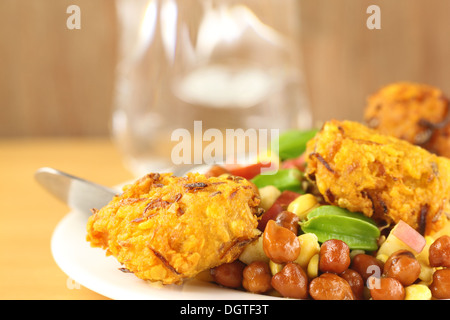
<box><xmin>50</xmin><ymin>210</ymin><xmax>282</xmax><ymax>300</ymax></box>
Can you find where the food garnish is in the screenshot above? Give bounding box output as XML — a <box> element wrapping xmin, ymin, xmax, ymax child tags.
<box><xmin>251</xmin><ymin>168</ymin><xmax>304</xmax><ymax>193</ymax></box>
<box><xmin>300</xmin><ymin>206</ymin><xmax>380</xmax><ymax>251</ymax></box>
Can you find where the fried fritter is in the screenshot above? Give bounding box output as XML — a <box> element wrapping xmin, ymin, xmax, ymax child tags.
<box><xmin>305</xmin><ymin>120</ymin><xmax>450</xmax><ymax>236</ymax></box>
<box><xmin>86</xmin><ymin>172</ymin><xmax>261</xmax><ymax>284</ymax></box>
<box><xmin>364</xmin><ymin>82</ymin><xmax>450</xmax><ymax>157</ymax></box>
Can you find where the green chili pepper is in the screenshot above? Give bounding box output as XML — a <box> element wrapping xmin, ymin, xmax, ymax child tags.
<box><xmin>300</xmin><ymin>205</ymin><xmax>380</xmax><ymax>251</ymax></box>
<box><xmin>251</xmin><ymin>168</ymin><xmax>304</xmax><ymax>193</ymax></box>
<box><xmin>274</xmin><ymin>129</ymin><xmax>318</xmax><ymax>161</ymax></box>
<box><xmin>306</xmin><ymin>205</ymin><xmax>378</xmax><ymax>226</ymax></box>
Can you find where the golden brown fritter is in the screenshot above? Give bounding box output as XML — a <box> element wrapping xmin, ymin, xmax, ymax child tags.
<box><xmin>86</xmin><ymin>172</ymin><xmax>261</xmax><ymax>284</ymax></box>
<box><xmin>364</xmin><ymin>82</ymin><xmax>450</xmax><ymax>157</ymax></box>
<box><xmin>305</xmin><ymin>120</ymin><xmax>450</xmax><ymax>236</ymax></box>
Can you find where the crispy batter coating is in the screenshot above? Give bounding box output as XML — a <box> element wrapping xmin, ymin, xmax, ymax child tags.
<box><xmin>364</xmin><ymin>82</ymin><xmax>450</xmax><ymax>157</ymax></box>
<box><xmin>86</xmin><ymin>173</ymin><xmax>261</xmax><ymax>284</ymax></box>
<box><xmin>305</xmin><ymin>120</ymin><xmax>450</xmax><ymax>236</ymax></box>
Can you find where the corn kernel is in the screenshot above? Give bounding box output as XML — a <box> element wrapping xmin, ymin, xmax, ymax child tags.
<box><xmin>376</xmin><ymin>254</ymin><xmax>389</xmax><ymax>264</ymax></box>
<box><xmin>239</xmin><ymin>236</ymin><xmax>269</xmax><ymax>265</ymax></box>
<box><xmin>416</xmin><ymin>236</ymin><xmax>434</xmax><ymax>266</ymax></box>
<box><xmin>350</xmin><ymin>249</ymin><xmax>366</xmax><ymax>260</ymax></box>
<box><xmin>287</xmin><ymin>193</ymin><xmax>319</xmax><ymax>220</ymax></box>
<box><xmin>255</xmin><ymin>150</ymin><xmax>280</xmax><ymax>170</ymax></box>
<box><xmin>307</xmin><ymin>254</ymin><xmax>319</xmax><ymax>279</ymax></box>
<box><xmin>377</xmin><ymin>233</ymin><xmax>415</xmax><ymax>258</ymax></box>
<box><xmin>424</xmin><ymin>236</ymin><xmax>435</xmax><ymax>245</ymax></box>
<box><xmin>418</xmin><ymin>262</ymin><xmax>435</xmax><ymax>284</ymax></box>
<box><xmin>294</xmin><ymin>233</ymin><xmax>320</xmax><ymax>269</ymax></box>
<box><xmin>258</xmin><ymin>185</ymin><xmax>282</xmax><ymax>210</ymax></box>
<box><xmin>269</xmin><ymin>260</ymin><xmax>284</xmax><ymax>276</ymax></box>
<box><xmin>404</xmin><ymin>284</ymin><xmax>432</xmax><ymax>300</ymax></box>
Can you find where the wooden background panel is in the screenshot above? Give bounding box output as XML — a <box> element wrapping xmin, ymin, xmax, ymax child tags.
<box><xmin>301</xmin><ymin>0</ymin><xmax>450</xmax><ymax>125</ymax></box>
<box><xmin>1</xmin><ymin>0</ymin><xmax>450</xmax><ymax>136</ymax></box>
<box><xmin>0</xmin><ymin>0</ymin><xmax>117</xmax><ymax>137</ymax></box>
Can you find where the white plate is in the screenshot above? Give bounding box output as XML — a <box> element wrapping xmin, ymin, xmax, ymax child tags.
<box><xmin>51</xmin><ymin>210</ymin><xmax>281</xmax><ymax>300</ymax></box>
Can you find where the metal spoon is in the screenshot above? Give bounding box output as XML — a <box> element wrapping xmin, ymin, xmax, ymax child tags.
<box><xmin>34</xmin><ymin>167</ymin><xmax>118</xmax><ymax>214</ymax></box>
<box><xmin>34</xmin><ymin>165</ymin><xmax>212</xmax><ymax>214</ymax></box>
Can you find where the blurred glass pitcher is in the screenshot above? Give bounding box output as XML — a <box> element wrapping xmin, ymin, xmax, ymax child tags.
<box><xmin>112</xmin><ymin>0</ymin><xmax>311</xmax><ymax>177</ymax></box>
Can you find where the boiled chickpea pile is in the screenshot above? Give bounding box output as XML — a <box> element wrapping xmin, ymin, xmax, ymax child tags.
<box><xmin>209</xmin><ymin>192</ymin><xmax>450</xmax><ymax>300</ymax></box>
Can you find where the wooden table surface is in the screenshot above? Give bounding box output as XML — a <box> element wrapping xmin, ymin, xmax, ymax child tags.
<box><xmin>0</xmin><ymin>138</ymin><xmax>135</xmax><ymax>299</ymax></box>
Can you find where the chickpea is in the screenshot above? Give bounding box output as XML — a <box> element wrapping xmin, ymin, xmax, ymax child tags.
<box><xmin>211</xmin><ymin>261</ymin><xmax>245</xmax><ymax>288</ymax></box>
<box><xmin>369</xmin><ymin>277</ymin><xmax>405</xmax><ymax>300</ymax></box>
<box><xmin>309</xmin><ymin>273</ymin><xmax>355</xmax><ymax>300</ymax></box>
<box><xmin>340</xmin><ymin>269</ymin><xmax>365</xmax><ymax>300</ymax></box>
<box><xmin>429</xmin><ymin>235</ymin><xmax>450</xmax><ymax>268</ymax></box>
<box><xmin>242</xmin><ymin>261</ymin><xmax>272</xmax><ymax>294</ymax></box>
<box><xmin>319</xmin><ymin>239</ymin><xmax>351</xmax><ymax>274</ymax></box>
<box><xmin>429</xmin><ymin>269</ymin><xmax>450</xmax><ymax>300</ymax></box>
<box><xmin>351</xmin><ymin>254</ymin><xmax>384</xmax><ymax>282</ymax></box>
<box><xmin>271</xmin><ymin>263</ymin><xmax>309</xmax><ymax>299</ymax></box>
<box><xmin>275</xmin><ymin>211</ymin><xmax>299</xmax><ymax>235</ymax></box>
<box><xmin>383</xmin><ymin>250</ymin><xmax>421</xmax><ymax>286</ymax></box>
<box><xmin>263</xmin><ymin>220</ymin><xmax>301</xmax><ymax>264</ymax></box>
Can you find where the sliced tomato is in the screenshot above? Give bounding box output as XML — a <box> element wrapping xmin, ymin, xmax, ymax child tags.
<box><xmin>225</xmin><ymin>162</ymin><xmax>274</xmax><ymax>180</ymax></box>
<box><xmin>281</xmin><ymin>153</ymin><xmax>306</xmax><ymax>172</ymax></box>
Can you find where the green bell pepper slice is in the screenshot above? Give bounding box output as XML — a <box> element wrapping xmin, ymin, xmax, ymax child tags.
<box><xmin>307</xmin><ymin>205</ymin><xmax>378</xmax><ymax>226</ymax></box>
<box><xmin>251</xmin><ymin>168</ymin><xmax>304</xmax><ymax>193</ymax></box>
<box><xmin>274</xmin><ymin>129</ymin><xmax>318</xmax><ymax>161</ymax></box>
<box><xmin>300</xmin><ymin>205</ymin><xmax>380</xmax><ymax>251</ymax></box>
